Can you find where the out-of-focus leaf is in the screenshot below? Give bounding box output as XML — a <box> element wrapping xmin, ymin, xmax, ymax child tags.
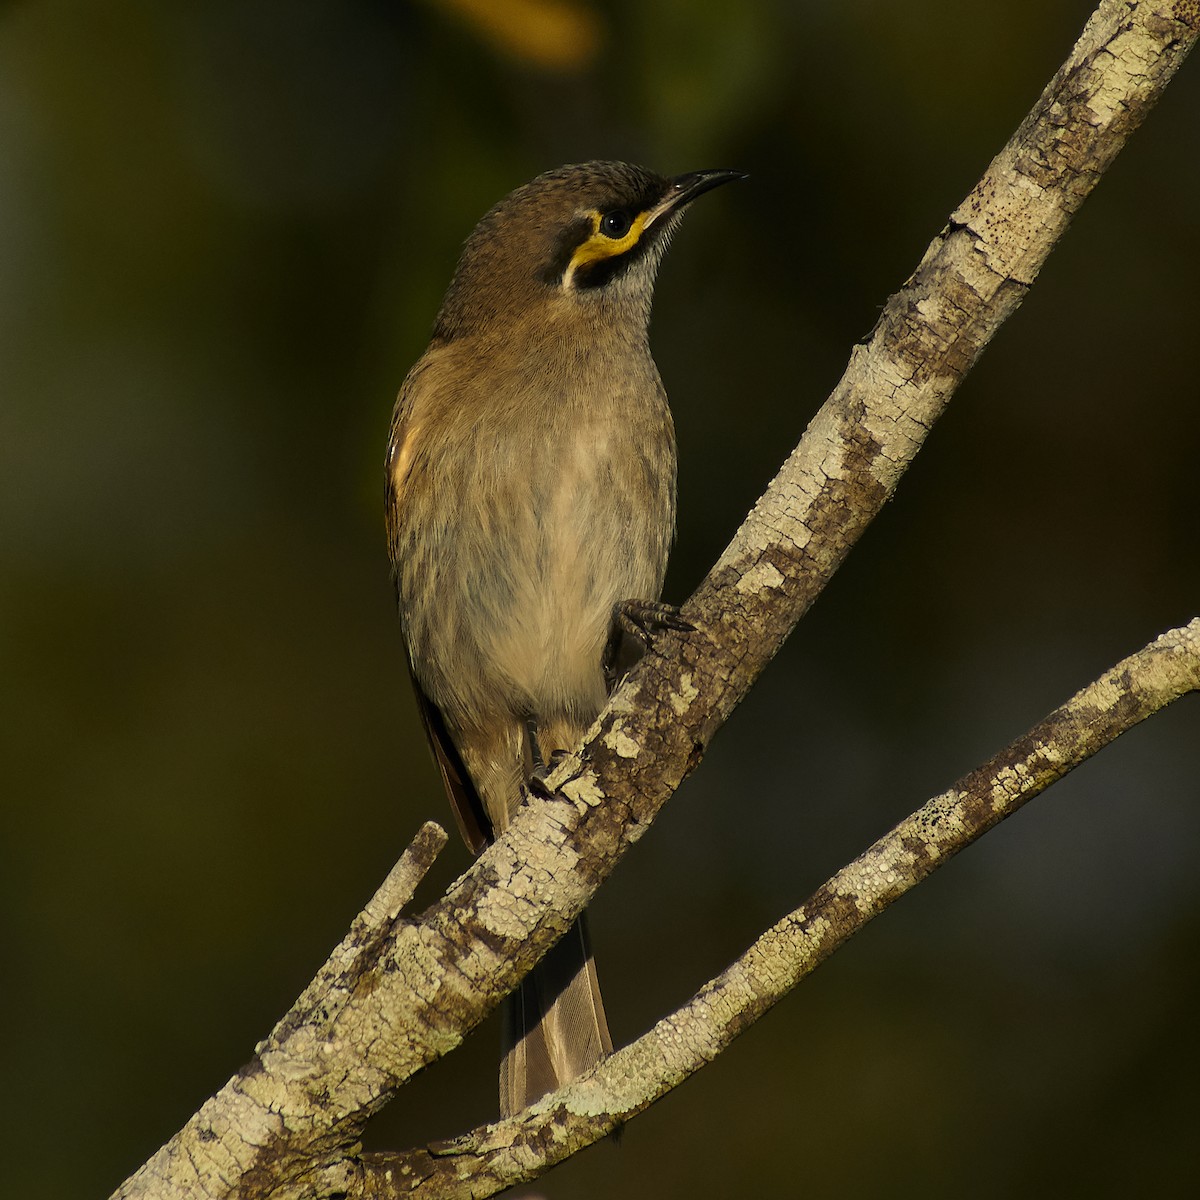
<box><xmin>425</xmin><ymin>0</ymin><xmax>602</xmax><ymax>70</ymax></box>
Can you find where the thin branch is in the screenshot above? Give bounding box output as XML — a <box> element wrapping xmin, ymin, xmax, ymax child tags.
<box><xmin>270</xmin><ymin>821</ymin><xmax>449</xmax><ymax>1048</ymax></box>
<box><xmin>109</xmin><ymin>3</ymin><xmax>1200</xmax><ymax>1198</ymax></box>
<box><xmin>112</xmin><ymin>823</ymin><xmax>448</xmax><ymax>1200</ymax></box>
<box><xmin>357</xmin><ymin>619</ymin><xmax>1200</xmax><ymax>1198</ymax></box>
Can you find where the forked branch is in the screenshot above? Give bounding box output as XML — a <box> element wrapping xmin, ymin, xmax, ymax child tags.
<box><xmin>355</xmin><ymin>619</ymin><xmax>1200</xmax><ymax>1198</ymax></box>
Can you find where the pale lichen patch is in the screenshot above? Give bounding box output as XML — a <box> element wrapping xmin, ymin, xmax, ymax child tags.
<box><xmin>1087</xmin><ymin>675</ymin><xmax>1126</xmax><ymax>712</ymax></box>
<box><xmin>735</xmin><ymin>560</ymin><xmax>785</xmax><ymax>596</ymax></box>
<box><xmin>833</xmin><ymin>854</ymin><xmax>909</xmax><ymax>914</ymax></box>
<box><xmin>470</xmin><ymin>884</ymin><xmax>532</xmax><ymax>941</ymax></box>
<box><xmin>604</xmin><ymin>723</ymin><xmax>641</xmax><ymax>759</ymax></box>
<box><xmin>561</xmin><ymin>772</ymin><xmax>605</xmax><ymax>809</ymax></box>
<box><xmin>556</xmin><ymin>1078</ymin><xmax>619</xmax><ymax>1119</ymax></box>
<box><xmin>669</xmin><ymin>671</ymin><xmax>699</xmax><ymax>716</ymax></box>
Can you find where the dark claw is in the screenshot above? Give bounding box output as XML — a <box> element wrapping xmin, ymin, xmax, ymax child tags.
<box><xmin>529</xmin><ymin>749</ymin><xmax>568</xmax><ymax>798</ymax></box>
<box><xmin>616</xmin><ymin>599</ymin><xmax>695</xmax><ymax>649</ymax></box>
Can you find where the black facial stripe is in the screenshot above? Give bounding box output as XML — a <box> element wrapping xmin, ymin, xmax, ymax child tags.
<box><xmin>574</xmin><ymin>255</ymin><xmax>629</xmax><ymax>290</ymax></box>
<box><xmin>537</xmin><ymin>177</ymin><xmax>669</xmax><ymax>287</ymax></box>
<box><xmin>571</xmin><ymin>240</ymin><xmax>649</xmax><ymax>289</ymax></box>
<box><xmin>538</xmin><ymin>215</ymin><xmax>592</xmax><ymax>286</ymax></box>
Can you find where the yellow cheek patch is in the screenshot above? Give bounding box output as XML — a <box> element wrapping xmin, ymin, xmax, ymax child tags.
<box><xmin>564</xmin><ymin>209</ymin><xmax>650</xmax><ymax>282</ymax></box>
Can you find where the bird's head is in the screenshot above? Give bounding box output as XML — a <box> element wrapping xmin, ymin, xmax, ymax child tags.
<box><xmin>432</xmin><ymin>160</ymin><xmax>744</xmax><ymax>342</ymax></box>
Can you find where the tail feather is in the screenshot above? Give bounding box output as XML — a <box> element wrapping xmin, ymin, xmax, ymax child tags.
<box><xmin>499</xmin><ymin>912</ymin><xmax>611</xmax><ymax>1117</ymax></box>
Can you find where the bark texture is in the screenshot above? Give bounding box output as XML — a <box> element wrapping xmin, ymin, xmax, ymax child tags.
<box><xmin>358</xmin><ymin>619</ymin><xmax>1200</xmax><ymax>1198</ymax></box>
<box><xmin>110</xmin><ymin>3</ymin><xmax>1199</xmax><ymax>1198</ymax></box>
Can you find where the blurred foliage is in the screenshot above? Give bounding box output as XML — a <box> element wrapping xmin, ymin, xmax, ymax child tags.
<box><xmin>1</xmin><ymin>1</ymin><xmax>1197</xmax><ymax>1197</ymax></box>
<box><xmin>427</xmin><ymin>0</ymin><xmax>603</xmax><ymax>71</ymax></box>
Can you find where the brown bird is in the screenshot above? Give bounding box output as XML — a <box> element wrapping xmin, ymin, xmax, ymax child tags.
<box><xmin>386</xmin><ymin>160</ymin><xmax>742</xmax><ymax>1116</ymax></box>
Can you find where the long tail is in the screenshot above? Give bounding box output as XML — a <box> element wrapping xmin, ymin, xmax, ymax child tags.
<box><xmin>499</xmin><ymin>912</ymin><xmax>612</xmax><ymax>1117</ymax></box>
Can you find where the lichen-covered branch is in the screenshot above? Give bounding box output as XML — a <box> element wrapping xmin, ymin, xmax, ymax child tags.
<box><xmin>109</xmin><ymin>3</ymin><xmax>1199</xmax><ymax>1199</ymax></box>
<box><xmin>110</xmin><ymin>823</ymin><xmax>449</xmax><ymax>1200</ymax></box>
<box><xmin>357</xmin><ymin>619</ymin><xmax>1200</xmax><ymax>1199</ymax></box>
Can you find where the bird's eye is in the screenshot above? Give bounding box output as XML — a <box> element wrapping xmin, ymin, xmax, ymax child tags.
<box><xmin>599</xmin><ymin>210</ymin><xmax>632</xmax><ymax>239</ymax></box>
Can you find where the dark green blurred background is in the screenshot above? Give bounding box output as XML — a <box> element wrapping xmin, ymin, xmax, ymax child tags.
<box><xmin>3</xmin><ymin>1</ymin><xmax>1198</xmax><ymax>1195</ymax></box>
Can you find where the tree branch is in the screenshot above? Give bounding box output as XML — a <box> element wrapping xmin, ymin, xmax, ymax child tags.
<box><xmin>357</xmin><ymin>619</ymin><xmax>1200</xmax><ymax>1198</ymax></box>
<box><xmin>110</xmin><ymin>3</ymin><xmax>1200</xmax><ymax>1198</ymax></box>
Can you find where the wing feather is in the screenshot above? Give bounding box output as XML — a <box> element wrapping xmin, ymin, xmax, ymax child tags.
<box><xmin>387</xmin><ymin>358</ymin><xmax>492</xmax><ymax>853</ymax></box>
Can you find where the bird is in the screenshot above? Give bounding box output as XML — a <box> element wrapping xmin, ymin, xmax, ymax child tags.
<box><xmin>385</xmin><ymin>160</ymin><xmax>742</xmax><ymax>1117</ymax></box>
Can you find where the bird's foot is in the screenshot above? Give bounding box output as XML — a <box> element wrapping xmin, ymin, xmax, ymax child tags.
<box><xmin>615</xmin><ymin>599</ymin><xmax>694</xmax><ymax>650</ymax></box>
<box><xmin>529</xmin><ymin>749</ymin><xmax>569</xmax><ymax>798</ymax></box>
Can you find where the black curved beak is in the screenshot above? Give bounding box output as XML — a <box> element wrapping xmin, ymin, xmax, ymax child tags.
<box><xmin>646</xmin><ymin>169</ymin><xmax>747</xmax><ymax>227</ymax></box>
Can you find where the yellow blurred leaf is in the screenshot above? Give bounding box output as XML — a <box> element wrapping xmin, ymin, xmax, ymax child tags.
<box><xmin>426</xmin><ymin>0</ymin><xmax>602</xmax><ymax>71</ymax></box>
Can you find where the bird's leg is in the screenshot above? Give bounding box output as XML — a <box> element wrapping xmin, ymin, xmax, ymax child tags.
<box><xmin>527</xmin><ymin>718</ymin><xmax>568</xmax><ymax>798</ymax></box>
<box><xmin>615</xmin><ymin>599</ymin><xmax>694</xmax><ymax>649</ymax></box>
